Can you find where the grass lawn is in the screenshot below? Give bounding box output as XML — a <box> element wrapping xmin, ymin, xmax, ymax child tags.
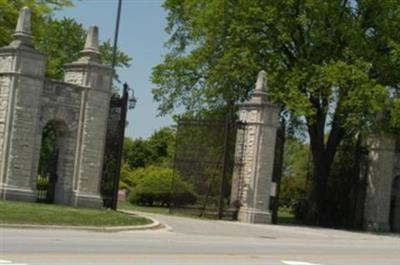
<box><xmin>277</xmin><ymin>207</ymin><xmax>301</xmax><ymax>225</ymax></box>
<box><xmin>0</xmin><ymin>200</ymin><xmax>151</xmax><ymax>226</ymax></box>
<box><xmin>119</xmin><ymin>202</ymin><xmax>171</xmax><ymax>215</ymax></box>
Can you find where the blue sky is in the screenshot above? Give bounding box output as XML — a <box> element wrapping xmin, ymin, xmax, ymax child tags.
<box><xmin>56</xmin><ymin>0</ymin><xmax>173</xmax><ymax>139</ymax></box>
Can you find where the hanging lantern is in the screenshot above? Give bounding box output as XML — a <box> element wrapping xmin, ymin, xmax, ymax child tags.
<box><xmin>128</xmin><ymin>90</ymin><xmax>137</xmax><ymax>110</ymax></box>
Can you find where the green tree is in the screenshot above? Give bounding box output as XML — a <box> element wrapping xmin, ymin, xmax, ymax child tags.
<box><xmin>34</xmin><ymin>18</ymin><xmax>131</xmax><ymax>80</ymax></box>
<box><xmin>148</xmin><ymin>127</ymin><xmax>176</xmax><ymax>166</ymax></box>
<box><xmin>152</xmin><ymin>0</ymin><xmax>400</xmax><ymax>224</ymax></box>
<box><xmin>0</xmin><ymin>0</ymin><xmax>73</xmax><ymax>47</ymax></box>
<box><xmin>123</xmin><ymin>138</ymin><xmax>154</xmax><ymax>169</ymax></box>
<box><xmin>122</xmin><ymin>127</ymin><xmax>176</xmax><ymax>169</ymax></box>
<box><xmin>34</xmin><ymin>17</ymin><xmax>86</xmax><ymax>78</ymax></box>
<box><xmin>1</xmin><ymin>1</ymin><xmax>131</xmax><ymax>80</ymax></box>
<box><xmin>280</xmin><ymin>138</ymin><xmax>310</xmax><ymax>217</ymax></box>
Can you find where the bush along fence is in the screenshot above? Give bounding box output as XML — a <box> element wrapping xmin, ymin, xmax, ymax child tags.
<box><xmin>168</xmin><ymin>115</ymin><xmax>241</xmax><ymax>220</ymax></box>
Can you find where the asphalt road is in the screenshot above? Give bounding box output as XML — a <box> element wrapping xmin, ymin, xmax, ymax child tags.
<box><xmin>1</xmin><ymin>211</ymin><xmax>399</xmax><ymax>265</ymax></box>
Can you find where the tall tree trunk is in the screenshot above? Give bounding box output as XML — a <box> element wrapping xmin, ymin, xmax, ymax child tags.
<box><xmin>306</xmin><ymin>110</ymin><xmax>344</xmax><ymax>225</ymax></box>
<box><xmin>307</xmin><ymin>149</ymin><xmax>330</xmax><ymax>225</ymax></box>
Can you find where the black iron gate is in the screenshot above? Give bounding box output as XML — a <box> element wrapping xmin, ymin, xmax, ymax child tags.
<box><xmin>170</xmin><ymin>114</ymin><xmax>246</xmax><ymax>219</ymax></box>
<box><xmin>101</xmin><ymin>85</ymin><xmax>129</xmax><ymax>209</ymax></box>
<box><xmin>37</xmin><ymin>148</ymin><xmax>59</xmax><ymax>203</ymax></box>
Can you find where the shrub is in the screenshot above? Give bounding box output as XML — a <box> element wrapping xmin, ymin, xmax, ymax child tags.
<box><xmin>36</xmin><ymin>175</ymin><xmax>49</xmax><ymax>186</ymax></box>
<box><xmin>171</xmin><ymin>180</ymin><xmax>197</xmax><ymax>206</ymax></box>
<box><xmin>119</xmin><ymin>164</ymin><xmax>146</xmax><ymax>189</ymax></box>
<box><xmin>128</xmin><ymin>166</ymin><xmax>197</xmax><ymax>207</ymax></box>
<box><xmin>279</xmin><ymin>176</ymin><xmax>307</xmax><ymax>209</ymax></box>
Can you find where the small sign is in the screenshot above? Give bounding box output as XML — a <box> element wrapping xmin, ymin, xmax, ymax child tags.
<box><xmin>270</xmin><ymin>182</ymin><xmax>277</xmax><ymax>197</ymax></box>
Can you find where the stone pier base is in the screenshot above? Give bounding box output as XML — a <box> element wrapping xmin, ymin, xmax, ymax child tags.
<box><xmin>364</xmin><ymin>221</ymin><xmax>391</xmax><ymax>232</ymax></box>
<box><xmin>72</xmin><ymin>192</ymin><xmax>103</xmax><ymax>208</ymax></box>
<box><xmin>0</xmin><ymin>185</ymin><xmax>36</xmax><ymax>202</ymax></box>
<box><xmin>238</xmin><ymin>207</ymin><xmax>272</xmax><ymax>224</ymax></box>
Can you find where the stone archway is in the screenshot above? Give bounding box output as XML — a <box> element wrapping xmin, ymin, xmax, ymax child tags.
<box><xmin>37</xmin><ymin>120</ymin><xmax>70</xmax><ymax>204</ymax></box>
<box><xmin>0</xmin><ymin>7</ymin><xmax>113</xmax><ymax>207</ymax></box>
<box><xmin>390</xmin><ymin>176</ymin><xmax>400</xmax><ymax>232</ymax></box>
<box><xmin>37</xmin><ymin>104</ymin><xmax>80</xmax><ymax>205</ymax></box>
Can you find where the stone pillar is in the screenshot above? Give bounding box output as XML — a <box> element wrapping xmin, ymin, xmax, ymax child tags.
<box><xmin>64</xmin><ymin>26</ymin><xmax>113</xmax><ymax>207</ymax></box>
<box><xmin>0</xmin><ymin>7</ymin><xmax>46</xmax><ymax>201</ymax></box>
<box><xmin>391</xmin><ymin>176</ymin><xmax>400</xmax><ymax>232</ymax></box>
<box><xmin>363</xmin><ymin>135</ymin><xmax>396</xmax><ymax>231</ymax></box>
<box><xmin>230</xmin><ymin>70</ymin><xmax>279</xmax><ymax>224</ymax></box>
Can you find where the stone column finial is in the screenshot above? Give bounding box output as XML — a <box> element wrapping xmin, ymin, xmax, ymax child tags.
<box><xmin>11</xmin><ymin>7</ymin><xmax>32</xmax><ymax>47</ymax></box>
<box><xmin>84</xmin><ymin>26</ymin><xmax>99</xmax><ymax>53</ymax></box>
<box><xmin>249</xmin><ymin>70</ymin><xmax>268</xmax><ymax>105</ymax></box>
<box><xmin>79</xmin><ymin>26</ymin><xmax>101</xmax><ymax>63</ymax></box>
<box><xmin>255</xmin><ymin>70</ymin><xmax>267</xmax><ymax>92</ymax></box>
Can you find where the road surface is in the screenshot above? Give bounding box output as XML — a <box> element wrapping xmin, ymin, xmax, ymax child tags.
<box><xmin>1</xmin><ymin>211</ymin><xmax>399</xmax><ymax>265</ymax></box>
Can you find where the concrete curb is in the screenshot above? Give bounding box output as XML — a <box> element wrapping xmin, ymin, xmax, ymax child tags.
<box><xmin>118</xmin><ymin>209</ymin><xmax>173</xmax><ymax>232</ymax></box>
<box><xmin>0</xmin><ymin>212</ymin><xmax>164</xmax><ymax>232</ymax></box>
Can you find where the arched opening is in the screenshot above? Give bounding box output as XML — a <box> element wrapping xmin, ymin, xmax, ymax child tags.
<box><xmin>37</xmin><ymin>120</ymin><xmax>67</xmax><ymax>203</ymax></box>
<box><xmin>390</xmin><ymin>176</ymin><xmax>400</xmax><ymax>232</ymax></box>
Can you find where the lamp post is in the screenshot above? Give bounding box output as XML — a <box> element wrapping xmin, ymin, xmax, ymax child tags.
<box><xmin>108</xmin><ymin>0</ymin><xmax>138</xmax><ymax>210</ymax></box>
<box><xmin>111</xmin><ymin>0</ymin><xmax>123</xmax><ymax>70</ymax></box>
<box><xmin>103</xmin><ymin>0</ymin><xmax>137</xmax><ymax>210</ymax></box>
<box><xmin>110</xmin><ymin>82</ymin><xmax>136</xmax><ymax>210</ymax></box>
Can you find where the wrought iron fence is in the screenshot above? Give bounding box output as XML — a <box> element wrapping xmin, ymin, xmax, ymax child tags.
<box><xmin>36</xmin><ymin>147</ymin><xmax>58</xmax><ymax>204</ymax></box>
<box><xmin>169</xmin><ymin>115</ymin><xmax>246</xmax><ymax>220</ymax></box>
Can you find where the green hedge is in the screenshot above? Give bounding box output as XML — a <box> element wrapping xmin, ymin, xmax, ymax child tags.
<box><xmin>128</xmin><ymin>166</ymin><xmax>197</xmax><ymax>207</ymax></box>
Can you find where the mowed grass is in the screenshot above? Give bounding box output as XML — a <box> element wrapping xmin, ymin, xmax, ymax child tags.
<box><xmin>0</xmin><ymin>200</ymin><xmax>151</xmax><ymax>226</ymax></box>
<box><xmin>119</xmin><ymin>202</ymin><xmax>170</xmax><ymax>215</ymax></box>
<box><xmin>278</xmin><ymin>207</ymin><xmax>301</xmax><ymax>225</ymax></box>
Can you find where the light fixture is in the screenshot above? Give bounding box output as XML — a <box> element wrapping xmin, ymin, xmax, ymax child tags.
<box><xmin>123</xmin><ymin>82</ymin><xmax>137</xmax><ymax>110</ymax></box>
<box><xmin>128</xmin><ymin>89</ymin><xmax>137</xmax><ymax>110</ymax></box>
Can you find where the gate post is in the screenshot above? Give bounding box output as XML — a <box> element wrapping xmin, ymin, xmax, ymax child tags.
<box><xmin>0</xmin><ymin>7</ymin><xmax>46</xmax><ymax>201</ymax></box>
<box><xmin>64</xmin><ymin>26</ymin><xmax>113</xmax><ymax>207</ymax></box>
<box><xmin>363</xmin><ymin>133</ymin><xmax>396</xmax><ymax>231</ymax></box>
<box><xmin>230</xmin><ymin>70</ymin><xmax>279</xmax><ymax>224</ymax></box>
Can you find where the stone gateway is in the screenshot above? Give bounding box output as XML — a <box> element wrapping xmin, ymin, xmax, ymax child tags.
<box><xmin>1</xmin><ymin>8</ymin><xmax>398</xmax><ymax>232</ymax></box>
<box><xmin>230</xmin><ymin>71</ymin><xmax>399</xmax><ymax>232</ymax></box>
<box><xmin>0</xmin><ymin>7</ymin><xmax>112</xmax><ymax>207</ymax></box>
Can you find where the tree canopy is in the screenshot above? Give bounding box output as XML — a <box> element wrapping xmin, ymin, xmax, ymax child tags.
<box><xmin>0</xmin><ymin>0</ymin><xmax>131</xmax><ymax>80</ymax></box>
<box><xmin>0</xmin><ymin>0</ymin><xmax>73</xmax><ymax>47</ymax></box>
<box><xmin>122</xmin><ymin>127</ymin><xmax>176</xmax><ymax>169</ymax></box>
<box><xmin>152</xmin><ymin>0</ymin><xmax>400</xmax><ymax>224</ymax></box>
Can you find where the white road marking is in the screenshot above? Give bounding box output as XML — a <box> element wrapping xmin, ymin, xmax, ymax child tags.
<box><xmin>282</xmin><ymin>261</ymin><xmax>323</xmax><ymax>265</ymax></box>
<box><xmin>0</xmin><ymin>260</ymin><xmax>27</xmax><ymax>265</ymax></box>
